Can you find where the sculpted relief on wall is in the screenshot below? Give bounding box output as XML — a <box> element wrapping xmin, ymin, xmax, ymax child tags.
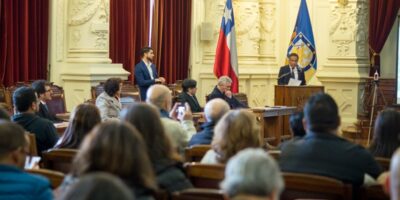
<box><xmin>203</xmin><ymin>0</ymin><xmax>276</xmax><ymax>63</ymax></box>
<box><xmin>329</xmin><ymin>0</ymin><xmax>368</xmax><ymax>57</ymax></box>
<box><xmin>66</xmin><ymin>0</ymin><xmax>110</xmax><ymax>59</ymax></box>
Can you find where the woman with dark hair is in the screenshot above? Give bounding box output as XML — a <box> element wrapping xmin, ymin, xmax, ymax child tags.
<box><xmin>122</xmin><ymin>103</ymin><xmax>192</xmax><ymax>192</ymax></box>
<box><xmin>54</xmin><ymin>103</ymin><xmax>101</xmax><ymax>149</ymax></box>
<box><xmin>369</xmin><ymin>109</ymin><xmax>400</xmax><ymax>158</ymax></box>
<box><xmin>59</xmin><ymin>121</ymin><xmax>157</xmax><ymax>200</ymax></box>
<box><xmin>59</xmin><ymin>173</ymin><xmax>134</xmax><ymax>200</ymax></box>
<box><xmin>201</xmin><ymin>110</ymin><xmax>262</xmax><ymax>164</ymax></box>
<box><xmin>96</xmin><ymin>78</ymin><xmax>123</xmax><ymax>121</ymax></box>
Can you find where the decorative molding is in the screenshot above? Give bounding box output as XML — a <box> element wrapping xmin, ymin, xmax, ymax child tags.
<box><xmin>56</xmin><ymin>0</ymin><xmax>66</xmax><ymax>62</ymax></box>
<box><xmin>259</xmin><ymin>0</ymin><xmax>276</xmax><ymax>56</ymax></box>
<box><xmin>68</xmin><ymin>0</ymin><xmax>101</xmax><ymax>26</ymax></box>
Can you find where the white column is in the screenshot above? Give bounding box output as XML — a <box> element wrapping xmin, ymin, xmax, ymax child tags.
<box><xmin>49</xmin><ymin>0</ymin><xmax>129</xmax><ymax>111</ymax></box>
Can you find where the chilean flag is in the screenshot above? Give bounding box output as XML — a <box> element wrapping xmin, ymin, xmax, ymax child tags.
<box><xmin>213</xmin><ymin>0</ymin><xmax>239</xmax><ymax>93</ymax></box>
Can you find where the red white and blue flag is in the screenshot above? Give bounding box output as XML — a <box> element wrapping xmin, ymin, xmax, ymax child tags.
<box><xmin>213</xmin><ymin>0</ymin><xmax>239</xmax><ymax>93</ymax></box>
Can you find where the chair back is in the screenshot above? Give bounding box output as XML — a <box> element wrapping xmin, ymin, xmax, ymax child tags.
<box><xmin>282</xmin><ymin>172</ymin><xmax>353</xmax><ymax>200</ymax></box>
<box><xmin>185</xmin><ymin>163</ymin><xmax>225</xmax><ymax>189</ymax></box>
<box><xmin>359</xmin><ymin>184</ymin><xmax>389</xmax><ymax>200</ymax></box>
<box><xmin>172</xmin><ymin>188</ymin><xmax>226</xmax><ymax>200</ymax></box>
<box><xmin>268</xmin><ymin>150</ymin><xmax>281</xmax><ymax>161</ymax></box>
<box><xmin>26</xmin><ymin>169</ymin><xmax>65</xmax><ymax>189</ymax></box>
<box><xmin>47</xmin><ymin>84</ymin><xmax>67</xmax><ymax>114</ymax></box>
<box><xmin>91</xmin><ymin>83</ymin><xmax>104</xmax><ymax>99</ymax></box>
<box><xmin>121</xmin><ymin>82</ymin><xmax>141</xmax><ymax>102</ymax></box>
<box><xmin>42</xmin><ymin>149</ymin><xmax>78</xmax><ymax>173</ymax></box>
<box><xmin>375</xmin><ymin>157</ymin><xmax>390</xmax><ymax>171</ymax></box>
<box><xmin>27</xmin><ymin>133</ymin><xmax>38</xmax><ymax>156</ymax></box>
<box><xmin>232</xmin><ymin>93</ymin><xmax>248</xmax><ymax>107</ymax></box>
<box><xmin>184</xmin><ymin>145</ymin><xmax>211</xmax><ymax>162</ymax></box>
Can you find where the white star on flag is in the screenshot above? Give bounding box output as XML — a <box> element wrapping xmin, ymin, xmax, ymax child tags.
<box><xmin>223</xmin><ymin>7</ymin><xmax>232</xmax><ymax>26</ymax></box>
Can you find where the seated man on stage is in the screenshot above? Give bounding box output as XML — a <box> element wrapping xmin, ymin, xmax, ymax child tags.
<box><xmin>277</xmin><ymin>53</ymin><xmax>306</xmax><ymax>86</ymax></box>
<box><xmin>208</xmin><ymin>76</ymin><xmax>247</xmax><ymax>109</ymax></box>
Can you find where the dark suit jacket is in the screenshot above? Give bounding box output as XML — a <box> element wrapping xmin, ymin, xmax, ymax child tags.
<box><xmin>208</xmin><ymin>86</ymin><xmax>247</xmax><ymax>109</ymax></box>
<box><xmin>277</xmin><ymin>65</ymin><xmax>306</xmax><ymax>85</ymax></box>
<box><xmin>188</xmin><ymin>121</ymin><xmax>215</xmax><ymax>147</ymax></box>
<box><xmin>37</xmin><ymin>102</ymin><xmax>62</xmax><ymax>122</ymax></box>
<box><xmin>279</xmin><ymin>132</ymin><xmax>382</xmax><ymax>186</ymax></box>
<box><xmin>134</xmin><ymin>60</ymin><xmax>159</xmax><ymax>101</ymax></box>
<box><xmin>178</xmin><ymin>92</ymin><xmax>202</xmax><ymax>113</ymax></box>
<box><xmin>12</xmin><ymin>113</ymin><xmax>59</xmax><ymax>154</ymax></box>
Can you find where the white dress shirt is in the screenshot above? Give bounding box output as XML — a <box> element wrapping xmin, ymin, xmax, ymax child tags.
<box><xmin>290</xmin><ymin>66</ymin><xmax>299</xmax><ymax>80</ymax></box>
<box><xmin>143</xmin><ymin>59</ymin><xmax>154</xmax><ymax>80</ymax></box>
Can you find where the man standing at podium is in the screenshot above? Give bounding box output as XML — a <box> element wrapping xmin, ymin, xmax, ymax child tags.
<box><xmin>277</xmin><ymin>53</ymin><xmax>306</xmax><ymax>86</ymax></box>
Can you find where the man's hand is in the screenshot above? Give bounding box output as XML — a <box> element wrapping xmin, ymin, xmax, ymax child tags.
<box><xmin>225</xmin><ymin>90</ymin><xmax>233</xmax><ymax>98</ymax></box>
<box><xmin>159</xmin><ymin>77</ymin><xmax>166</xmax><ymax>84</ymax></box>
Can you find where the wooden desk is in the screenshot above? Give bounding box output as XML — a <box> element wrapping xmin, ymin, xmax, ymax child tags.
<box><xmin>54</xmin><ymin>122</ymin><xmax>69</xmax><ymax>136</ymax></box>
<box><xmin>252</xmin><ymin>106</ymin><xmax>297</xmax><ymax>146</ymax></box>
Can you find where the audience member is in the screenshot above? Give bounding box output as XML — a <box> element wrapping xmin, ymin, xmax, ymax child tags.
<box><xmin>31</xmin><ymin>80</ymin><xmax>63</xmax><ymax>122</ymax></box>
<box><xmin>96</xmin><ymin>78</ymin><xmax>123</xmax><ymax>121</ymax></box>
<box><xmin>59</xmin><ymin>172</ymin><xmax>134</xmax><ymax>200</ymax></box>
<box><xmin>0</xmin><ymin>120</ymin><xmax>52</xmax><ymax>200</ymax></box>
<box><xmin>390</xmin><ymin>148</ymin><xmax>400</xmax><ymax>200</ymax></box>
<box><xmin>122</xmin><ymin>103</ymin><xmax>193</xmax><ymax>192</ymax></box>
<box><xmin>54</xmin><ymin>103</ymin><xmax>101</xmax><ymax>149</ymax></box>
<box><xmin>221</xmin><ymin>148</ymin><xmax>284</xmax><ymax>200</ymax></box>
<box><xmin>369</xmin><ymin>109</ymin><xmax>400</xmax><ymax>158</ymax></box>
<box><xmin>188</xmin><ymin>99</ymin><xmax>230</xmax><ymax>146</ymax></box>
<box><xmin>279</xmin><ymin>111</ymin><xmax>306</xmax><ymax>149</ymax></box>
<box><xmin>208</xmin><ymin>76</ymin><xmax>247</xmax><ymax>109</ymax></box>
<box><xmin>12</xmin><ymin>86</ymin><xmax>58</xmax><ymax>154</ymax></box>
<box><xmin>0</xmin><ymin>108</ymin><xmax>10</xmax><ymax>120</ymax></box>
<box><xmin>178</xmin><ymin>79</ymin><xmax>202</xmax><ymax>112</ymax></box>
<box><xmin>279</xmin><ymin>93</ymin><xmax>382</xmax><ymax>186</ymax></box>
<box><xmin>146</xmin><ymin>84</ymin><xmax>196</xmax><ymax>150</ymax></box>
<box><xmin>135</xmin><ymin>47</ymin><xmax>165</xmax><ymax>101</ymax></box>
<box><xmin>201</xmin><ymin>110</ymin><xmax>261</xmax><ymax>164</ymax></box>
<box><xmin>60</xmin><ymin>121</ymin><xmax>157</xmax><ymax>200</ymax></box>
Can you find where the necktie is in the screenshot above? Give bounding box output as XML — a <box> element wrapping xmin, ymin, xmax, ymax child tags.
<box><xmin>291</xmin><ymin>69</ymin><xmax>295</xmax><ymax>79</ymax></box>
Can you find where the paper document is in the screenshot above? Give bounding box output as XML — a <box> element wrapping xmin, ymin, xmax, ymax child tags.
<box><xmin>288</xmin><ymin>78</ymin><xmax>302</xmax><ymax>86</ymax></box>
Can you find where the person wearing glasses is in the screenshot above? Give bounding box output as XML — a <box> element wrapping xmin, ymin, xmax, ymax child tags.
<box><xmin>0</xmin><ymin>120</ymin><xmax>53</xmax><ymax>200</ymax></box>
<box><xmin>31</xmin><ymin>80</ymin><xmax>63</xmax><ymax>122</ymax></box>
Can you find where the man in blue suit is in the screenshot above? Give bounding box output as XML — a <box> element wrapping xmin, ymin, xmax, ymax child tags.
<box><xmin>277</xmin><ymin>53</ymin><xmax>306</xmax><ymax>85</ymax></box>
<box><xmin>135</xmin><ymin>47</ymin><xmax>165</xmax><ymax>101</ymax></box>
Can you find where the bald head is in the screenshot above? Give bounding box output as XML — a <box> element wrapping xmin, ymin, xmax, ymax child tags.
<box><xmin>204</xmin><ymin>99</ymin><xmax>230</xmax><ymax>122</ymax></box>
<box><xmin>146</xmin><ymin>85</ymin><xmax>172</xmax><ymax>111</ymax></box>
<box><xmin>391</xmin><ymin>148</ymin><xmax>400</xmax><ymax>200</ymax></box>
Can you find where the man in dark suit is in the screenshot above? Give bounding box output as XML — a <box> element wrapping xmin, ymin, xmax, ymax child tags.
<box><xmin>178</xmin><ymin>79</ymin><xmax>202</xmax><ymax>113</ymax></box>
<box><xmin>279</xmin><ymin>93</ymin><xmax>382</xmax><ymax>186</ymax></box>
<box><xmin>188</xmin><ymin>98</ymin><xmax>229</xmax><ymax>146</ymax></box>
<box><xmin>277</xmin><ymin>53</ymin><xmax>306</xmax><ymax>85</ymax></box>
<box><xmin>134</xmin><ymin>47</ymin><xmax>165</xmax><ymax>101</ymax></box>
<box><xmin>11</xmin><ymin>87</ymin><xmax>59</xmax><ymax>154</ymax></box>
<box><xmin>208</xmin><ymin>76</ymin><xmax>247</xmax><ymax>109</ymax></box>
<box><xmin>31</xmin><ymin>80</ymin><xmax>62</xmax><ymax>122</ymax></box>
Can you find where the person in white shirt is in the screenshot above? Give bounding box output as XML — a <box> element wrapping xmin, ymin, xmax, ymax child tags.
<box><xmin>146</xmin><ymin>84</ymin><xmax>196</xmax><ymax>152</ymax></box>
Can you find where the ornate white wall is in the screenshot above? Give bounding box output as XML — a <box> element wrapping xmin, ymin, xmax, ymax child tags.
<box><xmin>190</xmin><ymin>0</ymin><xmax>370</xmax><ymax>125</ymax></box>
<box><xmin>49</xmin><ymin>0</ymin><xmax>129</xmax><ymax>111</ymax></box>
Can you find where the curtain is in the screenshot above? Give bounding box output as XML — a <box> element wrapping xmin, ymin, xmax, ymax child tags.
<box><xmin>369</xmin><ymin>0</ymin><xmax>400</xmax><ymax>75</ymax></box>
<box><xmin>110</xmin><ymin>0</ymin><xmax>150</xmax><ymax>82</ymax></box>
<box><xmin>0</xmin><ymin>0</ymin><xmax>49</xmax><ymax>86</ymax></box>
<box><xmin>152</xmin><ymin>0</ymin><xmax>192</xmax><ymax>83</ymax></box>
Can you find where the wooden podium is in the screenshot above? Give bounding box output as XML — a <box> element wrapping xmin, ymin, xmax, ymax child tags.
<box><xmin>274</xmin><ymin>85</ymin><xmax>324</xmax><ymax>139</ymax></box>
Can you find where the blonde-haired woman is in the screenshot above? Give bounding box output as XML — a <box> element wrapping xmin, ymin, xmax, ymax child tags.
<box><xmin>201</xmin><ymin>110</ymin><xmax>262</xmax><ymax>164</ymax></box>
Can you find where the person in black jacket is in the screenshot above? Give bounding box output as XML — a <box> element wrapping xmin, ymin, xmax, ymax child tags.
<box><xmin>208</xmin><ymin>76</ymin><xmax>247</xmax><ymax>109</ymax></box>
<box><xmin>277</xmin><ymin>53</ymin><xmax>306</xmax><ymax>86</ymax></box>
<box><xmin>189</xmin><ymin>99</ymin><xmax>230</xmax><ymax>147</ymax></box>
<box><xmin>31</xmin><ymin>80</ymin><xmax>63</xmax><ymax>122</ymax></box>
<box><xmin>279</xmin><ymin>93</ymin><xmax>382</xmax><ymax>186</ymax></box>
<box><xmin>11</xmin><ymin>87</ymin><xmax>59</xmax><ymax>154</ymax></box>
<box><xmin>178</xmin><ymin>79</ymin><xmax>202</xmax><ymax>113</ymax></box>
